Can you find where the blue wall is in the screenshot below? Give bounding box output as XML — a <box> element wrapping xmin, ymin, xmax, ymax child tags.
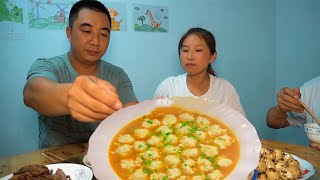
<box><xmin>0</xmin><ymin>0</ymin><xmax>319</xmax><ymax>157</ymax></box>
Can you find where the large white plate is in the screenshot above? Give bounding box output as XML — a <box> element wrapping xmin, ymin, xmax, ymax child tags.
<box><xmin>0</xmin><ymin>163</ymin><xmax>93</xmax><ymax>180</ymax></box>
<box><xmin>88</xmin><ymin>97</ymin><xmax>261</xmax><ymax>180</ymax></box>
<box><xmin>292</xmin><ymin>154</ymin><xmax>315</xmax><ymax>180</ymax></box>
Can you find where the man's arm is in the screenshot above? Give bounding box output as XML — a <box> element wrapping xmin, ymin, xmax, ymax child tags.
<box><xmin>266</xmin><ymin>106</ymin><xmax>290</xmax><ymax>128</ymax></box>
<box><xmin>23</xmin><ymin>76</ymin><xmax>123</xmax><ymax>122</ymax></box>
<box><xmin>23</xmin><ymin>77</ymin><xmax>71</xmax><ymax>116</ymax></box>
<box><xmin>266</xmin><ymin>87</ymin><xmax>304</xmax><ymax>129</ymax></box>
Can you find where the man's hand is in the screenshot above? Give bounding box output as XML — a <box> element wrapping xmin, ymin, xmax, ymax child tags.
<box><xmin>67</xmin><ymin>75</ymin><xmax>122</xmax><ymax>122</ymax></box>
<box><xmin>266</xmin><ymin>87</ymin><xmax>303</xmax><ymax>129</ymax></box>
<box><xmin>277</xmin><ymin>87</ymin><xmax>304</xmax><ymax>113</ymax></box>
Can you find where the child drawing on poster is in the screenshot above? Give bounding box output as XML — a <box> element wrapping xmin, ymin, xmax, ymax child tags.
<box><xmin>28</xmin><ymin>0</ymin><xmax>74</xmax><ymax>29</ymax></box>
<box><xmin>108</xmin><ymin>7</ymin><xmax>122</xmax><ymax>31</ymax></box>
<box><xmin>0</xmin><ymin>0</ymin><xmax>25</xmax><ymax>39</ymax></box>
<box><xmin>133</xmin><ymin>4</ymin><xmax>168</xmax><ymax>32</ymax></box>
<box><xmin>103</xmin><ymin>2</ymin><xmax>126</xmax><ymax>32</ymax></box>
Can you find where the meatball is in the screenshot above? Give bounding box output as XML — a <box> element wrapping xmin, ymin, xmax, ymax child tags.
<box><xmin>279</xmin><ymin>167</ymin><xmax>294</xmax><ymax>180</ymax></box>
<box><xmin>288</xmin><ymin>167</ymin><xmax>301</xmax><ymax>179</ymax></box>
<box><xmin>274</xmin><ymin>149</ymin><xmax>283</xmax><ymax>161</ymax></box>
<box><xmin>287</xmin><ymin>158</ymin><xmax>300</xmax><ymax>168</ymax></box>
<box><xmin>282</xmin><ymin>152</ymin><xmax>293</xmax><ymax>163</ymax></box>
<box><xmin>263</xmin><ymin>148</ymin><xmax>276</xmax><ymax>160</ymax></box>
<box><xmin>275</xmin><ymin>160</ymin><xmax>286</xmax><ymax>171</ymax></box>
<box><xmin>260</xmin><ymin>147</ymin><xmax>266</xmax><ymax>158</ymax></box>
<box><xmin>257</xmin><ymin>160</ymin><xmax>267</xmax><ymax>174</ymax></box>
<box><xmin>257</xmin><ymin>173</ymin><xmax>267</xmax><ymax>180</ymax></box>
<box><xmin>264</xmin><ymin>158</ymin><xmax>276</xmax><ymax>169</ymax></box>
<box><xmin>265</xmin><ymin>168</ymin><xmax>280</xmax><ymax>180</ymax></box>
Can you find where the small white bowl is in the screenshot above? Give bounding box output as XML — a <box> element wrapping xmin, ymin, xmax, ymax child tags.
<box><xmin>304</xmin><ymin>123</ymin><xmax>320</xmax><ymax>144</ymax></box>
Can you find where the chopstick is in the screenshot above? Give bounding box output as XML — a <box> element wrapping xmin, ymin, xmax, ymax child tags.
<box><xmin>41</xmin><ymin>152</ymin><xmax>57</xmax><ymax>162</ymax></box>
<box><xmin>41</xmin><ymin>151</ymin><xmax>65</xmax><ymax>162</ymax></box>
<box><xmin>298</xmin><ymin>99</ymin><xmax>320</xmax><ymax>125</ymax></box>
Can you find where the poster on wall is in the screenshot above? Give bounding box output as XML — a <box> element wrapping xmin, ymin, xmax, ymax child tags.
<box><xmin>102</xmin><ymin>2</ymin><xmax>127</xmax><ymax>32</ymax></box>
<box><xmin>28</xmin><ymin>0</ymin><xmax>76</xmax><ymax>30</ymax></box>
<box><xmin>133</xmin><ymin>4</ymin><xmax>168</xmax><ymax>33</ymax></box>
<box><xmin>0</xmin><ymin>0</ymin><xmax>25</xmax><ymax>39</ymax></box>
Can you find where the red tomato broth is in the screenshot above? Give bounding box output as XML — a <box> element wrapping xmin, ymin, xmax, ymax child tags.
<box><xmin>108</xmin><ymin>106</ymin><xmax>240</xmax><ymax>179</ymax></box>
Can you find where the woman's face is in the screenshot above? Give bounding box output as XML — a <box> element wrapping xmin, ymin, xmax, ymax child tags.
<box><xmin>179</xmin><ymin>34</ymin><xmax>216</xmax><ymax>76</ymax></box>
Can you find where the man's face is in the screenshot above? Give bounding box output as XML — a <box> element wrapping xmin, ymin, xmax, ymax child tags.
<box><xmin>67</xmin><ymin>8</ymin><xmax>111</xmax><ymax>64</ymax></box>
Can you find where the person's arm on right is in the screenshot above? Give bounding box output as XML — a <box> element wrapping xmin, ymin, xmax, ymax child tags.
<box><xmin>266</xmin><ymin>106</ymin><xmax>290</xmax><ymax>128</ymax></box>
<box><xmin>266</xmin><ymin>87</ymin><xmax>304</xmax><ymax>128</ymax></box>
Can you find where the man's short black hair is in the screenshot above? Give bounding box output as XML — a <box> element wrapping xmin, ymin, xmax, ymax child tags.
<box><xmin>69</xmin><ymin>0</ymin><xmax>111</xmax><ymax>28</ymax></box>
